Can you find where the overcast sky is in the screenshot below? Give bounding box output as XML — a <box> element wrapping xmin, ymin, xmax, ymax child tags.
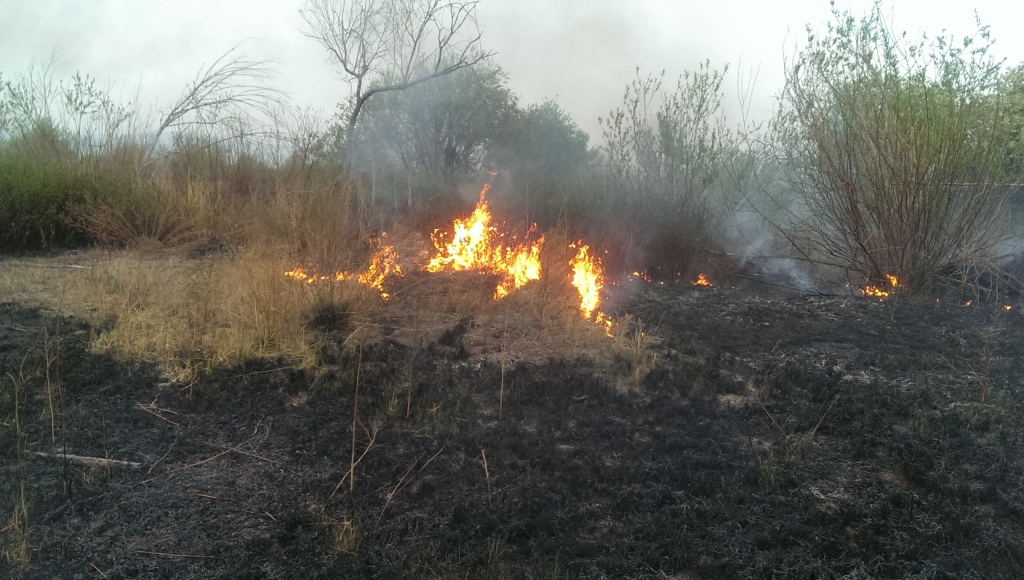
<box><xmin>2</xmin><ymin>0</ymin><xmax>1023</xmax><ymax>143</ymax></box>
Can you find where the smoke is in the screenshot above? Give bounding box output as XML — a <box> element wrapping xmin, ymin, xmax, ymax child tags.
<box><xmin>720</xmin><ymin>193</ymin><xmax>817</xmax><ymax>293</ymax></box>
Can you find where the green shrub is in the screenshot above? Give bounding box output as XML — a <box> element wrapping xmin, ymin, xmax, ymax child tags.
<box><xmin>0</xmin><ymin>156</ymin><xmax>107</xmax><ymax>251</ymax></box>
<box><xmin>772</xmin><ymin>1</ymin><xmax>1016</xmax><ymax>293</ymax></box>
<box><xmin>601</xmin><ymin>63</ymin><xmax>735</xmax><ymax>277</ymax></box>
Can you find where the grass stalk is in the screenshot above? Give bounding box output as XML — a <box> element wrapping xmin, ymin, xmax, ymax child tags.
<box><xmin>499</xmin><ymin>306</ymin><xmax>508</xmax><ymax>421</ymax></box>
<box><xmin>350</xmin><ymin>341</ymin><xmax>363</xmax><ymax>496</ymax></box>
<box><xmin>406</xmin><ymin>300</ymin><xmax>419</xmax><ymax>418</ymax></box>
<box><xmin>3</xmin><ymin>366</ymin><xmax>32</xmax><ymax>567</ymax></box>
<box><xmin>479</xmin><ymin>449</ymin><xmax>492</xmax><ymax>507</ymax></box>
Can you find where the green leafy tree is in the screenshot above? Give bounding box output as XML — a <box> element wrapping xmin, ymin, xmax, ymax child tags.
<box><xmin>1002</xmin><ymin>63</ymin><xmax>1024</xmax><ymax>179</ymax></box>
<box><xmin>353</xmin><ymin>62</ymin><xmax>515</xmax><ymax>179</ymax></box>
<box><xmin>772</xmin><ymin>1</ymin><xmax>1015</xmax><ymax>293</ymax></box>
<box><xmin>490</xmin><ymin>99</ymin><xmax>594</xmax><ymax>224</ymax></box>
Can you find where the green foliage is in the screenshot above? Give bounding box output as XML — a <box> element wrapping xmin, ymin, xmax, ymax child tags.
<box><xmin>492</xmin><ymin>100</ymin><xmax>594</xmax><ymax>223</ymax></box>
<box><xmin>0</xmin><ymin>62</ymin><xmax>143</xmax><ymax>251</ymax></box>
<box><xmin>0</xmin><ymin>55</ymin><xmax>339</xmax><ymax>252</ymax></box>
<box><xmin>773</xmin><ymin>1</ymin><xmax>1016</xmax><ymax>293</ymax></box>
<box><xmin>353</xmin><ymin>62</ymin><xmax>516</xmax><ymax>180</ymax></box>
<box><xmin>342</xmin><ymin>61</ymin><xmax>597</xmax><ymax>226</ymax></box>
<box><xmin>0</xmin><ymin>63</ymin><xmax>135</xmax><ymax>165</ymax></box>
<box><xmin>601</xmin><ymin>62</ymin><xmax>734</xmax><ymax>275</ymax></box>
<box><xmin>1002</xmin><ymin>63</ymin><xmax>1024</xmax><ymax>178</ymax></box>
<box><xmin>0</xmin><ymin>156</ymin><xmax>119</xmax><ymax>250</ymax></box>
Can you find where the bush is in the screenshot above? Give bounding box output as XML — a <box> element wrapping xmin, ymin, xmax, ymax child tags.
<box><xmin>0</xmin><ymin>155</ymin><xmax>121</xmax><ymax>251</ymax></box>
<box><xmin>601</xmin><ymin>63</ymin><xmax>734</xmax><ymax>277</ymax></box>
<box><xmin>772</xmin><ymin>1</ymin><xmax>1017</xmax><ymax>293</ymax></box>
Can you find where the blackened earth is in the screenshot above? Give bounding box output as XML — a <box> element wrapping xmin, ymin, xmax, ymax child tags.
<box><xmin>2</xmin><ymin>283</ymin><xmax>1023</xmax><ymax>579</ymax></box>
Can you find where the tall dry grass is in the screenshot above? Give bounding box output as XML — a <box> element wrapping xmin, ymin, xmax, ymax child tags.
<box><xmin>1</xmin><ymin>166</ymin><xmax>379</xmax><ymax>383</ymax></box>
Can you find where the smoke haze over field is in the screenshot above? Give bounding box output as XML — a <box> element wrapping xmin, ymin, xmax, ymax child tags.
<box><xmin>2</xmin><ymin>0</ymin><xmax>1023</xmax><ymax>141</ymax></box>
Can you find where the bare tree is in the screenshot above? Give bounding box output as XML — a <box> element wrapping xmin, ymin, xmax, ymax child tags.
<box><xmin>145</xmin><ymin>45</ymin><xmax>282</xmax><ymax>167</ymax></box>
<box><xmin>301</xmin><ymin>0</ymin><xmax>490</xmax><ymax>166</ymax></box>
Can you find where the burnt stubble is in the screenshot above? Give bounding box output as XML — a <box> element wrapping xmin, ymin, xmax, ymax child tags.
<box><xmin>2</xmin><ymin>284</ymin><xmax>1023</xmax><ymax>579</ymax></box>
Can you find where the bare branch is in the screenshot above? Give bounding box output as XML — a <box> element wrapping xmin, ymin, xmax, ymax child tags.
<box><xmin>145</xmin><ymin>44</ymin><xmax>283</xmax><ymax>166</ymax></box>
<box><xmin>300</xmin><ymin>0</ymin><xmax>492</xmax><ymax>167</ymax></box>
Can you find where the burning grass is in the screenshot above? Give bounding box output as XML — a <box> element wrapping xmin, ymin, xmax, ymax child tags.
<box><xmin>861</xmin><ymin>273</ymin><xmax>900</xmax><ymax>298</ymax></box>
<box><xmin>0</xmin><ymin>213</ymin><xmax>626</xmax><ymax>387</ymax></box>
<box><xmin>424</xmin><ymin>182</ymin><xmax>544</xmax><ymax>300</ymax></box>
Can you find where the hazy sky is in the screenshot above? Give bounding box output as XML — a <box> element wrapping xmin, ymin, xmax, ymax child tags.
<box><xmin>2</xmin><ymin>0</ymin><xmax>1023</xmax><ymax>143</ymax></box>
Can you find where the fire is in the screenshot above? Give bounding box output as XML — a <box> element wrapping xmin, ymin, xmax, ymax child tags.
<box><xmin>861</xmin><ymin>274</ymin><xmax>899</xmax><ymax>298</ymax></box>
<box><xmin>283</xmin><ymin>234</ymin><xmax>404</xmax><ymax>299</ymax></box>
<box><xmin>692</xmin><ymin>273</ymin><xmax>712</xmax><ymax>287</ymax></box>
<box><xmin>357</xmin><ymin>234</ymin><xmax>405</xmax><ymax>300</ymax></box>
<box><xmin>285</xmin><ymin>267</ymin><xmax>312</xmax><ymax>282</ymax></box>
<box><xmin>569</xmin><ymin>243</ymin><xmax>605</xmax><ymax>320</ymax></box>
<box><xmin>631</xmin><ymin>271</ymin><xmax>651</xmax><ymax>283</ymax></box>
<box><xmin>425</xmin><ymin>183</ymin><xmax>544</xmax><ymax>299</ymax></box>
<box><xmin>284</xmin><ymin>176</ymin><xmax>630</xmax><ymax>336</ymax></box>
<box><xmin>285</xmin><ymin>268</ymin><xmax>342</xmax><ymax>285</ymax></box>
<box><xmin>861</xmin><ymin>285</ymin><xmax>890</xmax><ymax>298</ymax></box>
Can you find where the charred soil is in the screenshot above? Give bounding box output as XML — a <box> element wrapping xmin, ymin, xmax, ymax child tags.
<box><xmin>2</xmin><ymin>283</ymin><xmax>1024</xmax><ymax>579</ymax></box>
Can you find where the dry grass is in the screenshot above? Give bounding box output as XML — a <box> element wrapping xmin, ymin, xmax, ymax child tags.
<box><xmin>0</xmin><ymin>484</ymin><xmax>31</xmax><ymax>568</ymax></box>
<box><xmin>604</xmin><ymin>314</ymin><xmax>660</xmax><ymax>389</ymax></box>
<box><xmin>0</xmin><ymin>169</ymin><xmax>376</xmax><ymax>384</ymax></box>
<box><xmin>0</xmin><ymin>186</ymin><xmax>638</xmax><ymax>390</ymax></box>
<box><xmin>2</xmin><ymin>364</ymin><xmax>32</xmax><ymax>569</ymax></box>
<box><xmin>0</xmin><ymin>247</ymin><xmax>378</xmax><ymax>383</ymax></box>
<box><xmin>0</xmin><ymin>242</ymin><xmax>624</xmax><ymax>387</ymax></box>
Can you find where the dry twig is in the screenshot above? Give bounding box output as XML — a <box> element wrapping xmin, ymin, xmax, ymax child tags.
<box><xmin>480</xmin><ymin>449</ymin><xmax>492</xmax><ymax>506</ymax></box>
<box><xmin>136</xmin><ymin>400</ymin><xmax>179</xmax><ymax>426</ymax></box>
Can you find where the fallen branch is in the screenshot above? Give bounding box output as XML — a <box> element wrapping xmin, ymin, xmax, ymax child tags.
<box><xmin>380</xmin><ymin>454</ymin><xmax>423</xmax><ymax>518</ymax></box>
<box><xmin>31</xmin><ymin>451</ymin><xmax>142</xmax><ymax>470</ymax></box>
<box><xmin>169</xmin><ymin>430</ymin><xmax>266</xmax><ymax>474</ymax></box>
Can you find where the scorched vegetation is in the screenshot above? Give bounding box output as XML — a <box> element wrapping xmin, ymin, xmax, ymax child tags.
<box><xmin>2</xmin><ymin>1</ymin><xmax>1024</xmax><ymax>578</ymax></box>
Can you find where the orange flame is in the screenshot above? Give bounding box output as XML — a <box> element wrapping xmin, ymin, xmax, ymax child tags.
<box><xmin>861</xmin><ymin>286</ymin><xmax>890</xmax><ymax>298</ymax></box>
<box><xmin>692</xmin><ymin>273</ymin><xmax>712</xmax><ymax>287</ymax></box>
<box><xmin>425</xmin><ymin>183</ymin><xmax>544</xmax><ymax>299</ymax></box>
<box><xmin>861</xmin><ymin>274</ymin><xmax>899</xmax><ymax>298</ymax></box>
<box><xmin>285</xmin><ymin>267</ymin><xmax>312</xmax><ymax>282</ymax></box>
<box><xmin>283</xmin><ymin>235</ymin><xmax>404</xmax><ymax>299</ymax></box>
<box><xmin>285</xmin><ymin>267</ymin><xmax>342</xmax><ymax>285</ymax></box>
<box><xmin>357</xmin><ymin>233</ymin><xmax>405</xmax><ymax>300</ymax></box>
<box><xmin>631</xmin><ymin>271</ymin><xmax>651</xmax><ymax>283</ymax></box>
<box><xmin>570</xmin><ymin>243</ymin><xmax>605</xmax><ymax>320</ymax></box>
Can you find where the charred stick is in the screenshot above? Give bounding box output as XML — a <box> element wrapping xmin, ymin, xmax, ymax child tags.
<box><xmin>30</xmin><ymin>451</ymin><xmax>142</xmax><ymax>470</ymax></box>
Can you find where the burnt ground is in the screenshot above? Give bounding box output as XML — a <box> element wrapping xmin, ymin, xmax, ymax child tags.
<box><xmin>2</xmin><ymin>282</ymin><xmax>1024</xmax><ymax>579</ymax></box>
